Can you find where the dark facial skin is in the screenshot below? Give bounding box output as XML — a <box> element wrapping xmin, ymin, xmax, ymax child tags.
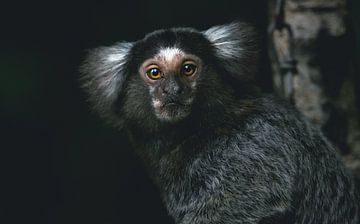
<box><xmin>138</xmin><ymin>48</ymin><xmax>202</xmax><ymax>122</ymax></box>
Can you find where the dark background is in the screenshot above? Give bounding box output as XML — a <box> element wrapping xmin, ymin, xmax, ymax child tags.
<box><xmin>0</xmin><ymin>1</ymin><xmax>358</xmax><ymax>224</ymax></box>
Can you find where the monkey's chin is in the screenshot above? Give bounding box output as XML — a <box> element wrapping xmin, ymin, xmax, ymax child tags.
<box><xmin>155</xmin><ymin>103</ymin><xmax>191</xmax><ymax>123</ymax></box>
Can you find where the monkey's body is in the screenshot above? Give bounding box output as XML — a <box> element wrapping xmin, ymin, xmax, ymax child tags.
<box><xmin>128</xmin><ymin>95</ymin><xmax>358</xmax><ymax>224</ymax></box>
<box><xmin>81</xmin><ymin>22</ymin><xmax>359</xmax><ymax>223</ymax></box>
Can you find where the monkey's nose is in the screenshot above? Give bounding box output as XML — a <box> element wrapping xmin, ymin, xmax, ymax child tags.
<box><xmin>162</xmin><ymin>78</ymin><xmax>183</xmax><ymax>95</ymax></box>
<box><xmin>163</xmin><ymin>84</ymin><xmax>181</xmax><ymax>95</ymax></box>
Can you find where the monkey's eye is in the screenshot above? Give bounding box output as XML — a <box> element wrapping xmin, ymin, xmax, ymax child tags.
<box><xmin>181</xmin><ymin>62</ymin><xmax>197</xmax><ymax>76</ymax></box>
<box><xmin>146</xmin><ymin>66</ymin><xmax>162</xmax><ymax>80</ymax></box>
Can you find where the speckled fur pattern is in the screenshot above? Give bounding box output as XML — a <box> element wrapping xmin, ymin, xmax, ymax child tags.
<box><xmin>80</xmin><ymin>22</ymin><xmax>360</xmax><ymax>224</ymax></box>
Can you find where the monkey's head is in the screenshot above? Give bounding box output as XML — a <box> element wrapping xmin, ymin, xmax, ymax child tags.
<box><xmin>132</xmin><ymin>38</ymin><xmax>203</xmax><ymax>122</ymax></box>
<box><xmin>81</xmin><ymin>22</ymin><xmax>258</xmax><ymax>128</ymax></box>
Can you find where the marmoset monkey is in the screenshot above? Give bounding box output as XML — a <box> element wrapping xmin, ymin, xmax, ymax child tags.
<box><xmin>81</xmin><ymin>22</ymin><xmax>359</xmax><ymax>224</ymax></box>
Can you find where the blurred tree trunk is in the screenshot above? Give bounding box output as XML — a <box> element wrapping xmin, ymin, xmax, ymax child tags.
<box><xmin>269</xmin><ymin>0</ymin><xmax>360</xmax><ymax>177</ymax></box>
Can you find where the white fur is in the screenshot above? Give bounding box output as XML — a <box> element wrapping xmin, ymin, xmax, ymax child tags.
<box><xmin>86</xmin><ymin>42</ymin><xmax>133</xmax><ymax>111</ymax></box>
<box><xmin>191</xmin><ymin>81</ymin><xmax>197</xmax><ymax>88</ymax></box>
<box><xmin>203</xmin><ymin>23</ymin><xmax>243</xmax><ymax>59</ymax></box>
<box><xmin>157</xmin><ymin>47</ymin><xmax>184</xmax><ymax>61</ymax></box>
<box><xmin>99</xmin><ymin>42</ymin><xmax>133</xmax><ymax>98</ymax></box>
<box><xmin>106</xmin><ymin>42</ymin><xmax>133</xmax><ymax>63</ymax></box>
<box><xmin>106</xmin><ymin>53</ymin><xmax>126</xmax><ymax>63</ymax></box>
<box><xmin>152</xmin><ymin>99</ymin><xmax>161</xmax><ymax>108</ymax></box>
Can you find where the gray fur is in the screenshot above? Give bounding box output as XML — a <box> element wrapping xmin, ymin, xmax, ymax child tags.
<box><xmin>80</xmin><ymin>42</ymin><xmax>133</xmax><ymax>127</ymax></box>
<box><xmin>80</xmin><ymin>22</ymin><xmax>360</xmax><ymax>224</ymax></box>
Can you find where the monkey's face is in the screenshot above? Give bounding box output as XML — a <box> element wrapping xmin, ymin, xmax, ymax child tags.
<box><xmin>138</xmin><ymin>47</ymin><xmax>202</xmax><ymax>122</ymax></box>
<box><xmin>81</xmin><ymin>22</ymin><xmax>258</xmax><ymax>128</ymax></box>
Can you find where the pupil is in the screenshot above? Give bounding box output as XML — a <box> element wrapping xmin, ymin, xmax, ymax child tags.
<box><xmin>185</xmin><ymin>65</ymin><xmax>192</xmax><ymax>72</ymax></box>
<box><xmin>152</xmin><ymin>68</ymin><xmax>158</xmax><ymax>75</ymax></box>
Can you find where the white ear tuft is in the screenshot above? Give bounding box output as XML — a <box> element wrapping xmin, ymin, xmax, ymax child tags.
<box><xmin>202</xmin><ymin>22</ymin><xmax>259</xmax><ymax>78</ymax></box>
<box><xmin>80</xmin><ymin>42</ymin><xmax>133</xmax><ymax>126</ymax></box>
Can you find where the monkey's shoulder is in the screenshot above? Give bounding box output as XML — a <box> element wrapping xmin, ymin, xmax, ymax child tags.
<box><xmin>229</xmin><ymin>94</ymin><xmax>311</xmax><ymax>139</ymax></box>
<box><xmin>205</xmin><ymin>94</ymin><xmax>331</xmax><ymax>157</ymax></box>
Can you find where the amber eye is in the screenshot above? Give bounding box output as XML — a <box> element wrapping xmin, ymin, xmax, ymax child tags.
<box><xmin>181</xmin><ymin>62</ymin><xmax>197</xmax><ymax>76</ymax></box>
<box><xmin>146</xmin><ymin>66</ymin><xmax>162</xmax><ymax>80</ymax></box>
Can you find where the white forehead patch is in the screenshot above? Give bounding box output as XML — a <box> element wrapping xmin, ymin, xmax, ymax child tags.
<box><xmin>157</xmin><ymin>47</ymin><xmax>184</xmax><ymax>61</ymax></box>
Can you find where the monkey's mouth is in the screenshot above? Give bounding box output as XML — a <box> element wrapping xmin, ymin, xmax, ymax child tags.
<box><xmin>161</xmin><ymin>101</ymin><xmax>186</xmax><ymax>109</ymax></box>
<box><xmin>155</xmin><ymin>100</ymin><xmax>192</xmax><ymax>122</ymax></box>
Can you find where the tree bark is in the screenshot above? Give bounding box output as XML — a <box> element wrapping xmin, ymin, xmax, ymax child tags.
<box><xmin>269</xmin><ymin>0</ymin><xmax>360</xmax><ymax>177</ymax></box>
